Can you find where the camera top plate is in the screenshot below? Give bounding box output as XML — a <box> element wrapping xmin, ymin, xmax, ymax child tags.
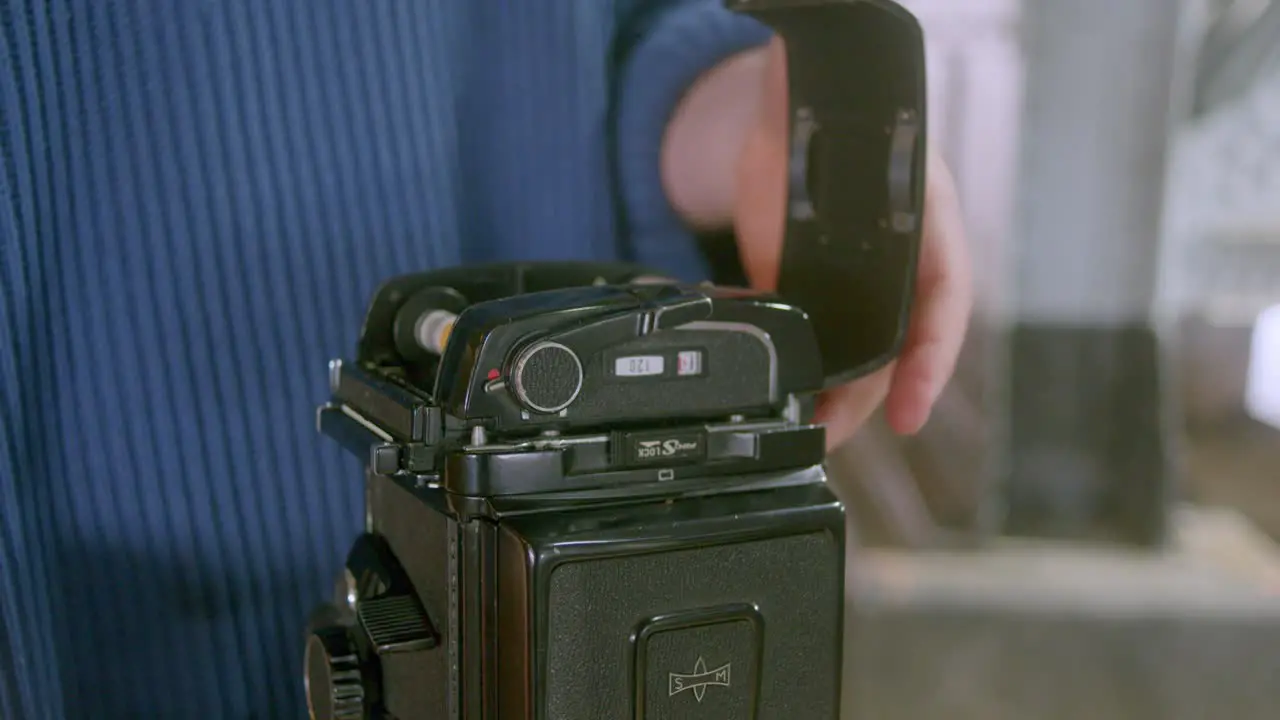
<box><xmin>347</xmin><ymin>263</ymin><xmax>824</xmax><ymax>433</ymax></box>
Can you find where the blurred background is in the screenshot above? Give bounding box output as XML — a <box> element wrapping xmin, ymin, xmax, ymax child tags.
<box><xmin>822</xmin><ymin>0</ymin><xmax>1280</xmax><ymax>717</ymax></box>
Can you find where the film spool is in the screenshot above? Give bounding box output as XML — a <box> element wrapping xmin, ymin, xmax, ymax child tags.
<box><xmin>414</xmin><ymin>309</ymin><xmax>457</xmax><ymax>356</ymax></box>
<box><xmin>392</xmin><ymin>286</ymin><xmax>470</xmax><ymax>363</ymax></box>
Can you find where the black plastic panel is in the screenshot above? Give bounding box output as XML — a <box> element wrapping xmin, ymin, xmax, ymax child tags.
<box><xmin>499</xmin><ymin>479</ymin><xmax>846</xmax><ymax>720</ymax></box>
<box><xmin>734</xmin><ymin>0</ymin><xmax>928</xmax><ymax>387</ymax></box>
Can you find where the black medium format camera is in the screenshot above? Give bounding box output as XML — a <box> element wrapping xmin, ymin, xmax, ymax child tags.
<box><xmin>302</xmin><ymin>1</ymin><xmax>927</xmax><ymax>718</ymax></box>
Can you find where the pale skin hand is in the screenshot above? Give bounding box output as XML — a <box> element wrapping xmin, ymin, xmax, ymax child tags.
<box><xmin>662</xmin><ymin>37</ymin><xmax>973</xmax><ymax>451</ymax></box>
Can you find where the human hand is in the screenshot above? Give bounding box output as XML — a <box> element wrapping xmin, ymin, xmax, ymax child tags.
<box><xmin>732</xmin><ymin>38</ymin><xmax>973</xmax><ymax>451</ymax></box>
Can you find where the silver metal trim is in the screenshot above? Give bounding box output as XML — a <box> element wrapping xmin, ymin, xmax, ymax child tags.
<box><xmin>652</xmin><ymin>295</ymin><xmax>713</xmax><ymax>332</ymax></box>
<box><xmin>446</xmin><ymin>519</ymin><xmax>459</xmax><ymax>720</ymax></box>
<box><xmin>676</xmin><ymin>321</ymin><xmax>779</xmax><ymax>402</ymax></box>
<box><xmin>510</xmin><ymin>340</ymin><xmax>584</xmax><ymax>414</ymax></box>
<box><xmin>784</xmin><ymin>394</ymin><xmax>802</xmax><ymax>425</ymax></box>
<box><xmin>340</xmin><ymin>404</ymin><xmax>394</xmax><ymax>443</ymax></box>
<box><xmin>461</xmin><ymin>417</ymin><xmax>797</xmax><ymax>454</ymax></box>
<box><xmin>338</xmin><ymin>568</ymin><xmax>358</xmax><ymax>613</ymax></box>
<box><xmin>789</xmin><ymin>106</ymin><xmax>818</xmax><ymax>221</ymax></box>
<box><xmin>328</xmin><ymin>358</ymin><xmax>343</xmax><ymax>395</ymax></box>
<box><xmin>463</xmin><ymin>433</ymin><xmax>609</xmax><ymax>454</ymax></box>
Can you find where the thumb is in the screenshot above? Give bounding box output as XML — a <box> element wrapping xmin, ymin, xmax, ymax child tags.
<box><xmin>757</xmin><ymin>36</ymin><xmax>789</xmax><ymax>141</ymax></box>
<box><xmin>735</xmin><ymin>36</ymin><xmax>790</xmax><ymax>292</ymax></box>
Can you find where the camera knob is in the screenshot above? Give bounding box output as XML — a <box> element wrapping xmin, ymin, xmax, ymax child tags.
<box><xmin>304</xmin><ymin>626</ymin><xmax>367</xmax><ymax>720</ymax></box>
<box><xmin>510</xmin><ymin>341</ymin><xmax>584</xmax><ymax>414</ymax></box>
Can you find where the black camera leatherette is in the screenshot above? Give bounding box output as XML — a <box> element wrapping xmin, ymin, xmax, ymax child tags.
<box><xmin>544</xmin><ymin>532</ymin><xmax>841</xmax><ymax>719</ymax></box>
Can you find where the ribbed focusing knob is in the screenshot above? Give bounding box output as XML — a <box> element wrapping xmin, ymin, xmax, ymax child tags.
<box><xmin>511</xmin><ymin>341</ymin><xmax>583</xmax><ymax>414</ymax></box>
<box><xmin>304</xmin><ymin>626</ymin><xmax>366</xmax><ymax>720</ymax></box>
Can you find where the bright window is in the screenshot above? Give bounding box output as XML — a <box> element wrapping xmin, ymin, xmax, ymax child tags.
<box><xmin>1245</xmin><ymin>304</ymin><xmax>1280</xmax><ymax>429</ymax></box>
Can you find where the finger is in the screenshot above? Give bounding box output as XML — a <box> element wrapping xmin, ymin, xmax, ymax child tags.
<box><xmin>813</xmin><ymin>365</ymin><xmax>894</xmax><ymax>451</ymax></box>
<box><xmin>885</xmin><ymin>150</ymin><xmax>972</xmax><ymax>435</ymax></box>
<box><xmin>734</xmin><ymin>36</ymin><xmax>790</xmax><ymax>291</ymax></box>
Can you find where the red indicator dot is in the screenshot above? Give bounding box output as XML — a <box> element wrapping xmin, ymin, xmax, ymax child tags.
<box><xmin>487</xmin><ymin>369</ymin><xmax>501</xmax><ymax>381</ymax></box>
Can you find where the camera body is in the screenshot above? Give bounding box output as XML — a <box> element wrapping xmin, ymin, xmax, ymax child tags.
<box><xmin>310</xmin><ymin>266</ymin><xmax>846</xmax><ymax>720</ymax></box>
<box><xmin>303</xmin><ymin>2</ymin><xmax>927</xmax><ymax>719</ymax></box>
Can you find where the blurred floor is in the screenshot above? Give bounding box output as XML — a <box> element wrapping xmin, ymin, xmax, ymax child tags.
<box><xmin>840</xmin><ymin>507</ymin><xmax>1280</xmax><ymax>720</ymax></box>
<box><xmin>1179</xmin><ymin>315</ymin><xmax>1280</xmax><ymax>540</ymax></box>
<box><xmin>1185</xmin><ymin>418</ymin><xmax>1280</xmax><ymax>539</ymax></box>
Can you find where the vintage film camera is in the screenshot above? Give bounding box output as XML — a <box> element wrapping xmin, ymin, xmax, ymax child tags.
<box><xmin>302</xmin><ymin>1</ymin><xmax>926</xmax><ymax>718</ymax></box>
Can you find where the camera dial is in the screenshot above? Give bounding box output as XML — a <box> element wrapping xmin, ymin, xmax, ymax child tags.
<box><xmin>304</xmin><ymin>626</ymin><xmax>367</xmax><ymax>720</ymax></box>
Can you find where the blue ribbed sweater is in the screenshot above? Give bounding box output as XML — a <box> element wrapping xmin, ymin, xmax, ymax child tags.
<box><xmin>0</xmin><ymin>1</ymin><xmax>770</xmax><ymax>716</ymax></box>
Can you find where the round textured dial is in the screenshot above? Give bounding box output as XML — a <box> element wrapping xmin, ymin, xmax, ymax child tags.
<box><xmin>511</xmin><ymin>341</ymin><xmax>583</xmax><ymax>414</ymax></box>
<box><xmin>304</xmin><ymin>626</ymin><xmax>367</xmax><ymax>720</ymax></box>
